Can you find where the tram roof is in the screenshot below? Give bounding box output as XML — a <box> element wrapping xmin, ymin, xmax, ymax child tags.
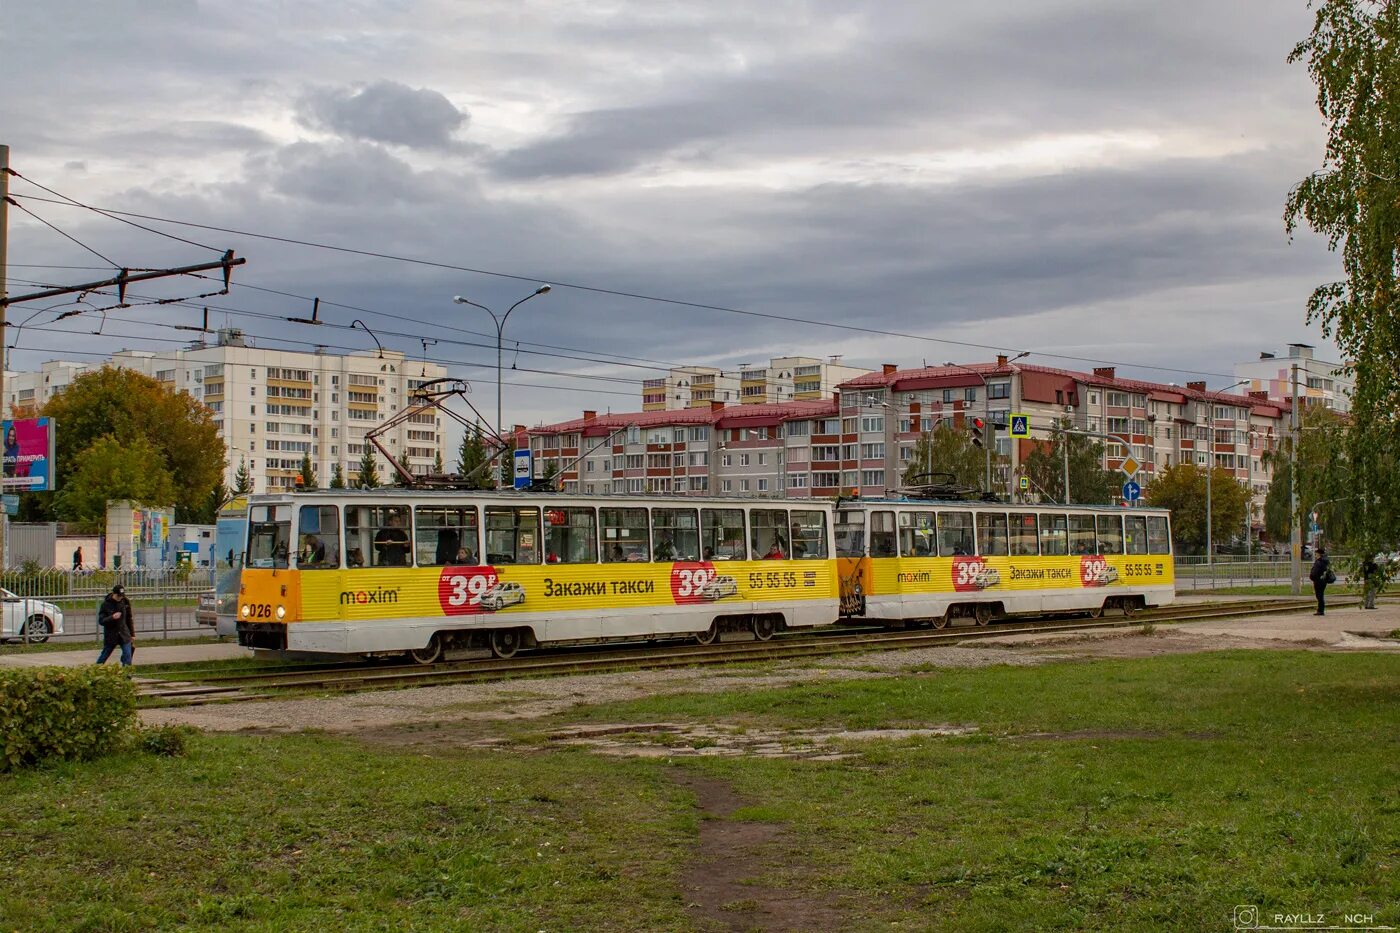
<box><xmin>244</xmin><ymin>489</ymin><xmax>1165</xmax><ymax>514</ymax></box>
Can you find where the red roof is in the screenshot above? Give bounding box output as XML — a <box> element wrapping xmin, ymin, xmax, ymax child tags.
<box><xmin>839</xmin><ymin>361</ymin><xmax>1290</xmax><ymax>417</ymax></box>
<box><xmin>529</xmin><ymin>398</ymin><xmax>839</xmax><ymax>437</ymax></box>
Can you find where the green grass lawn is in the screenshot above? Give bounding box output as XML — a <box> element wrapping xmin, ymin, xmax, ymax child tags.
<box><xmin>2</xmin><ymin>650</ymin><xmax>1397</xmax><ymax>930</ymax></box>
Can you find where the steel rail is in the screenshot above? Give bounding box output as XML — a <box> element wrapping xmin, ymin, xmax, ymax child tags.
<box><xmin>140</xmin><ymin>598</ymin><xmax>1338</xmax><ymax>707</ymax></box>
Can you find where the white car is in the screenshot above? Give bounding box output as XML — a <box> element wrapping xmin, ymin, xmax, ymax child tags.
<box><xmin>2</xmin><ymin>588</ymin><xmax>65</xmax><ymax>643</ymax></box>
<box><xmin>700</xmin><ymin>575</ymin><xmax>739</xmax><ymax>600</ymax></box>
<box><xmin>479</xmin><ymin>581</ymin><xmax>525</xmax><ymax>611</ymax></box>
<box><xmin>972</xmin><ymin>567</ymin><xmax>1001</xmax><ymax>589</ymax></box>
<box><xmin>1089</xmin><ymin>565</ymin><xmax>1119</xmax><ymax>586</ymax></box>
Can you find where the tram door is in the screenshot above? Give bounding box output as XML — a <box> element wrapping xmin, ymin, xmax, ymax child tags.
<box><xmin>835</xmin><ymin>509</ymin><xmax>868</xmax><ymax>617</ymax></box>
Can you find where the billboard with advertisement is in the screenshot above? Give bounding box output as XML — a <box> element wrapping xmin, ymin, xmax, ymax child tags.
<box><xmin>2</xmin><ymin>418</ymin><xmax>56</xmax><ymax>492</ymax></box>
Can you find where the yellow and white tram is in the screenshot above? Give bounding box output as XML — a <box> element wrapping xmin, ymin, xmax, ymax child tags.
<box><xmin>236</xmin><ymin>490</ymin><xmax>840</xmax><ymax>662</ymax></box>
<box><xmin>235</xmin><ymin>490</ymin><xmax>1175</xmax><ymax>663</ymax></box>
<box><xmin>835</xmin><ymin>500</ymin><xmax>1175</xmax><ymax>626</ymax></box>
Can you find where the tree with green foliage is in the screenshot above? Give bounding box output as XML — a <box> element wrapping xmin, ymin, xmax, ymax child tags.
<box><xmin>299</xmin><ymin>454</ymin><xmax>318</xmax><ymax>490</ymax></box>
<box><xmin>901</xmin><ymin>423</ymin><xmax>1003</xmax><ymax>492</ymax></box>
<box><xmin>180</xmin><ymin>481</ymin><xmax>228</xmax><ymax>525</ymax></box>
<box><xmin>41</xmin><ymin>368</ymin><xmax>223</xmax><ymax>517</ymax></box>
<box><xmin>1020</xmin><ymin>420</ymin><xmax>1123</xmax><ymax>504</ymax></box>
<box><xmin>356</xmin><ymin>447</ymin><xmax>381</xmax><ymax>489</ymax></box>
<box><xmin>1144</xmin><ymin>463</ymin><xmax>1250</xmax><ymax>555</ymax></box>
<box><xmin>54</xmin><ymin>436</ymin><xmax>177</xmax><ymax>528</ymax></box>
<box><xmin>1286</xmin><ymin>2</ymin><xmax>1400</xmax><ymax>554</ymax></box>
<box><xmin>1263</xmin><ymin>405</ymin><xmax>1355</xmax><ymax>547</ymax></box>
<box><xmin>394</xmin><ymin>452</ymin><xmax>413</xmax><ymax>487</ymax></box>
<box><xmin>456</xmin><ymin>424</ymin><xmax>496</xmax><ymax>489</ymax></box>
<box><xmin>433</xmin><ymin>450</ymin><xmax>444</xmax><ymax>475</ymax></box>
<box><xmin>329</xmin><ymin>462</ymin><xmax>346</xmax><ymax>489</ymax></box>
<box><xmin>539</xmin><ymin>459</ymin><xmax>560</xmax><ymax>487</ymax></box>
<box><xmin>232</xmin><ymin>459</ymin><xmax>254</xmax><ymax>496</ymax></box>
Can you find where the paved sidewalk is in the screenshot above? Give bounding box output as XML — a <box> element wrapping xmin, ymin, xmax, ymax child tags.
<box><xmin>1172</xmin><ymin>601</ymin><xmax>1400</xmax><ymax>647</ymax></box>
<box><xmin>0</xmin><ymin>642</ymin><xmax>251</xmax><ymax>668</ymax></box>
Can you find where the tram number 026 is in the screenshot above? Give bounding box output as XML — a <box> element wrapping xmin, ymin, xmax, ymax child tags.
<box><xmin>245</xmin><ymin>603</ymin><xmax>274</xmax><ymax>619</ymax></box>
<box><xmin>748</xmin><ymin>571</ymin><xmax>797</xmax><ymax>590</ymax></box>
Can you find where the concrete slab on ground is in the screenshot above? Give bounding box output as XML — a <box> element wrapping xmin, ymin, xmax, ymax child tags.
<box><xmin>982</xmin><ymin>603</ymin><xmax>1400</xmax><ymax>650</ymax></box>
<box><xmin>0</xmin><ymin>642</ymin><xmax>251</xmax><ymax>668</ymax></box>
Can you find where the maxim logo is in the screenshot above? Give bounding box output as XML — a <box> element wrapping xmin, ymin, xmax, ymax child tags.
<box><xmin>340</xmin><ymin>586</ymin><xmax>400</xmax><ymax>606</ymax></box>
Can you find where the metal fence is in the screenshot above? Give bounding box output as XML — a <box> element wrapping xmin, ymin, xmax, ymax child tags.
<box><xmin>2</xmin><ymin>567</ymin><xmax>218</xmax><ymax>644</ymax></box>
<box><xmin>1175</xmin><ymin>555</ymin><xmax>1350</xmax><ymax>591</ymax></box>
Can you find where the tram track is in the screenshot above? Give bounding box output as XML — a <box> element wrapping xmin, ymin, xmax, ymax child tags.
<box><xmin>141</xmin><ymin>597</ymin><xmax>1334</xmax><ymax>707</ymax></box>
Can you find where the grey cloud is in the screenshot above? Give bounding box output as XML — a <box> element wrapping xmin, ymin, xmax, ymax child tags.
<box><xmin>295</xmin><ymin>80</ymin><xmax>468</xmax><ymax>149</ymax></box>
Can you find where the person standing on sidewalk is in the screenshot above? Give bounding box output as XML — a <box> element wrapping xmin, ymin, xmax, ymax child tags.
<box><xmin>96</xmin><ymin>584</ymin><xmax>134</xmax><ymax>668</ymax></box>
<box><xmin>1360</xmin><ymin>553</ymin><xmax>1381</xmax><ymax>610</ymax></box>
<box><xmin>1309</xmin><ymin>547</ymin><xmax>1334</xmax><ymax>616</ymax></box>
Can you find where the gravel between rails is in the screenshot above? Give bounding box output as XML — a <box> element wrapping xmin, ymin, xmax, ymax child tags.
<box><xmin>141</xmin><ymin>644</ymin><xmax>1057</xmax><ymax>734</ymax></box>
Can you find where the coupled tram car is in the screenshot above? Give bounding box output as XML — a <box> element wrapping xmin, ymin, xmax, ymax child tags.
<box><xmin>235</xmin><ymin>489</ymin><xmax>1175</xmax><ymax>663</ymax></box>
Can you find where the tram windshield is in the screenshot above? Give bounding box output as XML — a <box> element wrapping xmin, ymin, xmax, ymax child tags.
<box><xmin>835</xmin><ymin>510</ymin><xmax>866</xmax><ymax>558</ymax></box>
<box><xmin>247</xmin><ymin>504</ymin><xmax>291</xmax><ymax>569</ymax></box>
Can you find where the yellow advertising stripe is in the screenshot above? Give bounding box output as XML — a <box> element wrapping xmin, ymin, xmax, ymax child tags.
<box><xmin>864</xmin><ymin>555</ymin><xmax>1174</xmax><ymax>596</ymax></box>
<box><xmin>248</xmin><ymin>560</ymin><xmax>838</xmax><ymax>624</ymax></box>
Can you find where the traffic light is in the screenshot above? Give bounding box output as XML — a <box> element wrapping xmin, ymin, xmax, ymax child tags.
<box><xmin>970</xmin><ymin>417</ymin><xmax>985</xmax><ymax>449</ymax></box>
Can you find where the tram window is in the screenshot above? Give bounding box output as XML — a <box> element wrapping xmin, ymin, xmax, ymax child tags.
<box><xmin>1147</xmin><ymin>515</ymin><xmax>1171</xmax><ymax>555</ymax></box>
<box><xmin>750</xmin><ymin>509</ymin><xmax>790</xmax><ymax>559</ymax></box>
<box><xmin>652</xmin><ymin>508</ymin><xmax>700</xmax><ymax>562</ymax></box>
<box><xmin>247</xmin><ymin>504</ymin><xmax>291</xmax><ymax>569</ymax></box>
<box><xmin>345</xmin><ymin>505</ymin><xmax>411</xmax><ymax>568</ymax></box>
<box><xmin>1068</xmin><ymin>514</ymin><xmax>1097</xmax><ymax>555</ymax></box>
<box><xmin>790</xmin><ymin>510</ymin><xmax>828</xmax><ymax>559</ymax></box>
<box><xmin>977</xmin><ymin>512</ymin><xmax>1009</xmax><ymax>556</ymax></box>
<box><xmin>296</xmin><ymin>505</ymin><xmax>340</xmax><ymax>569</ymax></box>
<box><xmin>1009</xmin><ymin>513</ymin><xmax>1039</xmax><ymax>556</ymax></box>
<box><xmin>835</xmin><ymin>510</ymin><xmax>866</xmax><ymax>558</ymax></box>
<box><xmin>899</xmin><ymin>511</ymin><xmax>936</xmax><ymax>557</ymax></box>
<box><xmin>870</xmin><ymin>511</ymin><xmax>897</xmax><ymax>558</ymax></box>
<box><xmin>1096</xmin><ymin>515</ymin><xmax>1124</xmax><ymax>555</ymax></box>
<box><xmin>544</xmin><ymin>507</ymin><xmax>598</xmax><ymax>564</ymax></box>
<box><xmin>702</xmin><ymin>509</ymin><xmax>746</xmax><ymax>560</ymax></box>
<box><xmin>485</xmin><ymin>507</ymin><xmax>541</xmax><ymax>565</ymax></box>
<box><xmin>937</xmin><ymin>512</ymin><xmax>975</xmax><ymax>556</ymax></box>
<box><xmin>415</xmin><ymin>506</ymin><xmax>479</xmax><ymax>566</ymax></box>
<box><xmin>1125</xmin><ymin>515</ymin><xmax>1149</xmax><ymax>555</ymax></box>
<box><xmin>1039</xmin><ymin>514</ymin><xmax>1069</xmax><ymax>556</ymax></box>
<box><xmin>600</xmin><ymin>508</ymin><xmax>649</xmax><ymax>562</ymax></box>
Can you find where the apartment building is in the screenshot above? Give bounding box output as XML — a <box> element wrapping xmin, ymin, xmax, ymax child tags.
<box><xmin>640</xmin><ymin>356</ymin><xmax>871</xmax><ymax>411</ymax></box>
<box><xmin>4</xmin><ymin>329</ymin><xmax>449</xmax><ymax>495</ymax></box>
<box><xmin>531</xmin><ymin>357</ymin><xmax>1292</xmax><ymax>534</ymax></box>
<box><xmin>1234</xmin><ymin>343</ymin><xmax>1352</xmax><ymax>413</ymax></box>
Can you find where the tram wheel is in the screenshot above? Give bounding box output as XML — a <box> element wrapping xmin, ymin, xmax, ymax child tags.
<box><xmin>752</xmin><ymin>615</ymin><xmax>777</xmax><ymax>642</ymax></box>
<box><xmin>490</xmin><ymin>628</ymin><xmax>523</xmax><ymax>659</ymax></box>
<box><xmin>931</xmin><ymin>612</ymin><xmax>949</xmax><ymax>630</ymax></box>
<box><xmin>1120</xmin><ymin>598</ymin><xmax>1139</xmax><ymax>618</ymax></box>
<box><xmin>973</xmin><ymin>604</ymin><xmax>993</xmax><ymax>627</ymax></box>
<box><xmin>694</xmin><ymin>620</ymin><xmax>720</xmax><ymax>646</ymax></box>
<box><xmin>407</xmin><ymin>636</ymin><xmax>442</xmax><ymax>665</ymax></box>
<box><xmin>1087</xmin><ymin>603</ymin><xmax>1104</xmax><ymax>620</ymax></box>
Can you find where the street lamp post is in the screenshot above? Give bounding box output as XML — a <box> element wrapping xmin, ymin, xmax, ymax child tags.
<box><xmin>453</xmin><ymin>285</ymin><xmax>552</xmax><ymax>482</ymax></box>
<box><xmin>1204</xmin><ymin>379</ymin><xmax>1249</xmax><ymax>565</ymax></box>
<box><xmin>944</xmin><ymin>354</ymin><xmax>1028</xmax><ymax>495</ymax></box>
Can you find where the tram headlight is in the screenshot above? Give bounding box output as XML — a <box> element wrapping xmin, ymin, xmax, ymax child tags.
<box><xmin>275</xmin><ymin>605</ymin><xmax>286</xmax><ymax>620</ymax></box>
<box><xmin>241</xmin><ymin>604</ymin><xmax>251</xmax><ymax>618</ymax></box>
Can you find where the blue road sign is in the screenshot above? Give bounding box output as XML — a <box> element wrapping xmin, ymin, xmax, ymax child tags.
<box><xmin>1009</xmin><ymin>413</ymin><xmax>1030</xmax><ymax>438</ymax></box>
<box><xmin>513</xmin><ymin>450</ymin><xmax>533</xmax><ymax>489</ymax></box>
<box><xmin>1122</xmin><ymin>480</ymin><xmax>1141</xmax><ymax>502</ymax></box>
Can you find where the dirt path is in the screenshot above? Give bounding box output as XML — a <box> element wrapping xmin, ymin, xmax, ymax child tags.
<box><xmin>671</xmin><ymin>770</ymin><xmax>844</xmax><ymax>932</ymax></box>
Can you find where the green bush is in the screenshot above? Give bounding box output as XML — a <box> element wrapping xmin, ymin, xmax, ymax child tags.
<box><xmin>139</xmin><ymin>723</ymin><xmax>196</xmax><ymax>757</ymax></box>
<box><xmin>0</xmin><ymin>667</ymin><xmax>137</xmax><ymax>771</ymax></box>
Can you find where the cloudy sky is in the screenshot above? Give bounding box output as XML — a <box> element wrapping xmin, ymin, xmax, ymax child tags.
<box><xmin>0</xmin><ymin>0</ymin><xmax>1344</xmax><ymax>440</ymax></box>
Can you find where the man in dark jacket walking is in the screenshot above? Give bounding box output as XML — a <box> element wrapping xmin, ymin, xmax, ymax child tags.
<box><xmin>96</xmin><ymin>584</ymin><xmax>134</xmax><ymax>667</ymax></box>
<box><xmin>1309</xmin><ymin>547</ymin><xmax>1333</xmax><ymax>616</ymax></box>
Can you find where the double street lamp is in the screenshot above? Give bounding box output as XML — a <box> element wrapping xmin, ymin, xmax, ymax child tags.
<box><xmin>944</xmin><ymin>354</ymin><xmax>1027</xmax><ymax>494</ymax></box>
<box><xmin>453</xmin><ymin>285</ymin><xmax>552</xmax><ymax>481</ymax></box>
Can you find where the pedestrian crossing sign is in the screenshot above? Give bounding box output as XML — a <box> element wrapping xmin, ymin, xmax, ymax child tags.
<box><xmin>1018</xmin><ymin>476</ymin><xmax>1029</xmax><ymax>491</ymax></box>
<box><xmin>1010</xmin><ymin>413</ymin><xmax>1030</xmax><ymax>438</ymax></box>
